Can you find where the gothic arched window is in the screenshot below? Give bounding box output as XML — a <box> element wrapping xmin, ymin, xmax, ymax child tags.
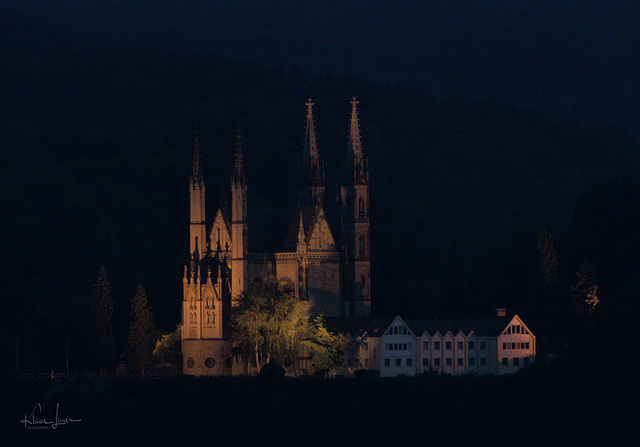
<box><xmin>358</xmin><ymin>197</ymin><xmax>365</xmax><ymax>217</ymax></box>
<box><xmin>359</xmin><ymin>236</ymin><xmax>365</xmax><ymax>258</ymax></box>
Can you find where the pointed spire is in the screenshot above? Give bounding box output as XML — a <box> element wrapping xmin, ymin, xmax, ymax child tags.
<box><xmin>304</xmin><ymin>98</ymin><xmax>319</xmax><ymax>165</ymax></box>
<box><xmin>191</xmin><ymin>127</ymin><xmax>204</xmax><ymax>187</ymax></box>
<box><xmin>297</xmin><ymin>212</ymin><xmax>306</xmax><ymax>243</ymax></box>
<box><xmin>232</xmin><ymin>124</ymin><xmax>246</xmax><ymax>186</ymax></box>
<box><xmin>348</xmin><ymin>97</ymin><xmax>363</xmax><ymax>164</ymax></box>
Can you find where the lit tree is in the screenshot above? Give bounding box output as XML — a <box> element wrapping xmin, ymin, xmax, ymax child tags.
<box><xmin>85</xmin><ymin>266</ymin><xmax>115</xmax><ymax>370</ymax></box>
<box><xmin>304</xmin><ymin>314</ymin><xmax>345</xmax><ymax>376</ymax></box>
<box><xmin>153</xmin><ymin>325</ymin><xmax>182</xmax><ymax>366</ymax></box>
<box><xmin>571</xmin><ymin>259</ymin><xmax>600</xmax><ymax>315</ymax></box>
<box><xmin>126</xmin><ymin>284</ymin><xmax>156</xmax><ymax>377</ymax></box>
<box><xmin>230</xmin><ymin>279</ymin><xmax>308</xmax><ymax>371</ymax></box>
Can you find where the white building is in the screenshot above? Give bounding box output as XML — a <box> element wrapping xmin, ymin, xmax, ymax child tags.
<box><xmin>332</xmin><ymin>309</ymin><xmax>535</xmax><ymax>377</ymax></box>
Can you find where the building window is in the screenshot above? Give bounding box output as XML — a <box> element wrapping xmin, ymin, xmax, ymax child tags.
<box><xmin>395</xmin><ymin>358</ymin><xmax>401</xmax><ymax>367</ymax></box>
<box><xmin>503</xmin><ymin>343</ymin><xmax>507</xmax><ymax>350</ymax></box>
<box><xmin>468</xmin><ymin>341</ymin><xmax>475</xmax><ymax>350</ymax></box>
<box><xmin>513</xmin><ymin>358</ymin><xmax>519</xmax><ymax>367</ymax></box>
<box><xmin>502</xmin><ymin>358</ymin><xmax>508</xmax><ymax>366</ymax></box>
<box><xmin>423</xmin><ymin>341</ymin><xmax>429</xmax><ymax>351</ymax></box>
<box><xmin>373</xmin><ymin>348</ymin><xmax>376</xmax><ymax>358</ymax></box>
<box><xmin>384</xmin><ymin>359</ymin><xmax>390</xmax><ymax>367</ymax></box>
<box><xmin>406</xmin><ymin>358</ymin><xmax>412</xmax><ymax>366</ymax></box>
<box><xmin>434</xmin><ymin>342</ymin><xmax>441</xmax><ymax>350</ymax></box>
<box><xmin>446</xmin><ymin>341</ymin><xmax>452</xmax><ymax>350</ymax></box>
<box><xmin>469</xmin><ymin>358</ymin><xmax>475</xmax><ymax>366</ymax></box>
<box><xmin>403</xmin><ymin>343</ymin><xmax>407</xmax><ymax>351</ymax></box>
<box><xmin>480</xmin><ymin>341</ymin><xmax>486</xmax><ymax>350</ymax></box>
<box><xmin>525</xmin><ymin>342</ymin><xmax>530</xmax><ymax>349</ymax></box>
<box><xmin>422</xmin><ymin>358</ymin><xmax>429</xmax><ymax>366</ymax></box>
<box><xmin>394</xmin><ymin>343</ymin><xmax>398</xmax><ymax>351</ymax></box>
<box><xmin>458</xmin><ymin>341</ymin><xmax>464</xmax><ymax>350</ymax></box>
<box><xmin>446</xmin><ymin>358</ymin><xmax>452</xmax><ymax>366</ymax></box>
<box><xmin>358</xmin><ymin>197</ymin><xmax>365</xmax><ymax>217</ymax></box>
<box><xmin>457</xmin><ymin>358</ymin><xmax>463</xmax><ymax>367</ymax></box>
<box><xmin>434</xmin><ymin>358</ymin><xmax>440</xmax><ymax>367</ymax></box>
<box><xmin>480</xmin><ymin>358</ymin><xmax>486</xmax><ymax>366</ymax></box>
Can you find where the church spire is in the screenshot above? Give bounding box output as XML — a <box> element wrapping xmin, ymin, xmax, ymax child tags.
<box><xmin>348</xmin><ymin>97</ymin><xmax>363</xmax><ymax>165</ymax></box>
<box><xmin>190</xmin><ymin>128</ymin><xmax>204</xmax><ymax>188</ymax></box>
<box><xmin>232</xmin><ymin>125</ymin><xmax>245</xmax><ymax>186</ymax></box>
<box><xmin>298</xmin><ymin>99</ymin><xmax>325</xmax><ymax>206</ymax></box>
<box><xmin>304</xmin><ymin>98</ymin><xmax>319</xmax><ymax>165</ymax></box>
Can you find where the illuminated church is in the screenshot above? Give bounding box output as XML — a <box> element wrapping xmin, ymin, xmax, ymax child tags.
<box><xmin>182</xmin><ymin>98</ymin><xmax>371</xmax><ymax>375</ymax></box>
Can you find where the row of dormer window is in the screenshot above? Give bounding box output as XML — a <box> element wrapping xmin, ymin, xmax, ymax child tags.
<box><xmin>505</xmin><ymin>324</ymin><xmax>529</xmax><ymax>335</ymax></box>
<box><xmin>502</xmin><ymin>342</ymin><xmax>530</xmax><ymax>350</ymax></box>
<box><xmin>422</xmin><ymin>340</ymin><xmax>487</xmax><ymax>351</ymax></box>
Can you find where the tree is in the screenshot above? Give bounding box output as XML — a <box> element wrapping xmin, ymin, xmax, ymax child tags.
<box><xmin>537</xmin><ymin>230</ymin><xmax>558</xmax><ymax>287</ymax></box>
<box><xmin>85</xmin><ymin>266</ymin><xmax>116</xmax><ymax>370</ymax></box>
<box><xmin>304</xmin><ymin>314</ymin><xmax>345</xmax><ymax>376</ymax></box>
<box><xmin>126</xmin><ymin>284</ymin><xmax>156</xmax><ymax>377</ymax></box>
<box><xmin>230</xmin><ymin>280</ymin><xmax>308</xmax><ymax>371</ymax></box>
<box><xmin>571</xmin><ymin>259</ymin><xmax>600</xmax><ymax>316</ymax></box>
<box><xmin>153</xmin><ymin>325</ymin><xmax>182</xmax><ymax>365</ymax></box>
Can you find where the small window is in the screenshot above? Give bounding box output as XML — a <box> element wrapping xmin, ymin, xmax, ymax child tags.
<box><xmin>480</xmin><ymin>358</ymin><xmax>486</xmax><ymax>366</ymax></box>
<box><xmin>423</xmin><ymin>341</ymin><xmax>429</xmax><ymax>351</ymax></box>
<box><xmin>458</xmin><ymin>341</ymin><xmax>464</xmax><ymax>350</ymax></box>
<box><xmin>507</xmin><ymin>327</ymin><xmax>511</xmax><ymax>335</ymax></box>
<box><xmin>469</xmin><ymin>358</ymin><xmax>475</xmax><ymax>366</ymax></box>
<box><xmin>403</xmin><ymin>327</ymin><xmax>407</xmax><ymax>335</ymax></box>
<box><xmin>446</xmin><ymin>358</ymin><xmax>452</xmax><ymax>366</ymax></box>
<box><xmin>468</xmin><ymin>341</ymin><xmax>475</xmax><ymax>350</ymax></box>
<box><xmin>446</xmin><ymin>341</ymin><xmax>452</xmax><ymax>350</ymax></box>
<box><xmin>503</xmin><ymin>343</ymin><xmax>507</xmax><ymax>350</ymax></box>
<box><xmin>406</xmin><ymin>358</ymin><xmax>412</xmax><ymax>367</ymax></box>
<box><xmin>480</xmin><ymin>341</ymin><xmax>487</xmax><ymax>350</ymax></box>
<box><xmin>403</xmin><ymin>343</ymin><xmax>407</xmax><ymax>351</ymax></box>
<box><xmin>422</xmin><ymin>358</ymin><xmax>429</xmax><ymax>367</ymax></box>
<box><xmin>457</xmin><ymin>358</ymin><xmax>463</xmax><ymax>366</ymax></box>
<box><xmin>516</xmin><ymin>326</ymin><xmax>521</xmax><ymax>334</ymax></box>
<box><xmin>395</xmin><ymin>358</ymin><xmax>401</xmax><ymax>367</ymax></box>
<box><xmin>513</xmin><ymin>357</ymin><xmax>520</xmax><ymax>366</ymax></box>
<box><xmin>384</xmin><ymin>359</ymin><xmax>390</xmax><ymax>367</ymax></box>
<box><xmin>434</xmin><ymin>358</ymin><xmax>440</xmax><ymax>367</ymax></box>
<box><xmin>434</xmin><ymin>342</ymin><xmax>440</xmax><ymax>350</ymax></box>
<box><xmin>525</xmin><ymin>342</ymin><xmax>530</xmax><ymax>349</ymax></box>
<box><xmin>502</xmin><ymin>358</ymin><xmax>508</xmax><ymax>366</ymax></box>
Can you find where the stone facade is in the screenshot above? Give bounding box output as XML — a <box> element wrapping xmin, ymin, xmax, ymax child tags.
<box><xmin>182</xmin><ymin>98</ymin><xmax>371</xmax><ymax>375</ymax></box>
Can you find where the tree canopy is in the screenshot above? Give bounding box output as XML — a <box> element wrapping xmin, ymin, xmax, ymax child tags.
<box><xmin>304</xmin><ymin>314</ymin><xmax>346</xmax><ymax>376</ymax></box>
<box><xmin>230</xmin><ymin>280</ymin><xmax>308</xmax><ymax>371</ymax></box>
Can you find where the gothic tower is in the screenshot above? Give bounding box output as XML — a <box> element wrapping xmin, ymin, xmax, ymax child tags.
<box><xmin>297</xmin><ymin>99</ymin><xmax>325</xmax><ymax>207</ymax></box>
<box><xmin>340</xmin><ymin>97</ymin><xmax>371</xmax><ymax>317</ymax></box>
<box><xmin>230</xmin><ymin>128</ymin><xmax>247</xmax><ymax>302</ymax></box>
<box><xmin>189</xmin><ymin>132</ymin><xmax>207</xmax><ymax>262</ymax></box>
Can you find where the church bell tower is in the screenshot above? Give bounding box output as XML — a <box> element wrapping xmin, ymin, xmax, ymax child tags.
<box><xmin>340</xmin><ymin>97</ymin><xmax>371</xmax><ymax>317</ymax></box>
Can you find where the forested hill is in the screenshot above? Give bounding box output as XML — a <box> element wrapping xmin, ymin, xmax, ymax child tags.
<box><xmin>2</xmin><ymin>8</ymin><xmax>640</xmax><ymax>371</ymax></box>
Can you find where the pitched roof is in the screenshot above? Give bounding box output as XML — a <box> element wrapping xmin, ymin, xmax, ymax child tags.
<box><xmin>282</xmin><ymin>206</ymin><xmax>318</xmax><ymax>251</ymax></box>
<box><xmin>324</xmin><ymin>316</ymin><xmax>396</xmax><ymax>338</ymax></box>
<box><xmin>406</xmin><ymin>316</ymin><xmax>512</xmax><ymax>338</ymax></box>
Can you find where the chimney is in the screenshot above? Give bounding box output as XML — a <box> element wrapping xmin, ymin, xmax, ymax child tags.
<box><xmin>494</xmin><ymin>308</ymin><xmax>506</xmax><ymax>317</ymax></box>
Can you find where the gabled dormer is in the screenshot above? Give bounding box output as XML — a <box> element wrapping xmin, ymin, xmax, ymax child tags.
<box><xmin>210</xmin><ymin>208</ymin><xmax>232</xmax><ymax>255</ymax></box>
<box><xmin>307</xmin><ymin>207</ymin><xmax>337</xmax><ymax>251</ymax></box>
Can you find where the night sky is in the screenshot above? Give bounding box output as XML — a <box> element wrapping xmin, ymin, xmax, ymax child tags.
<box><xmin>2</xmin><ymin>0</ymin><xmax>640</xmax><ymax>357</ymax></box>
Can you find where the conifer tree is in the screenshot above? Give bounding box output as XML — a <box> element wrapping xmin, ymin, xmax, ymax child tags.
<box><xmin>571</xmin><ymin>259</ymin><xmax>599</xmax><ymax>316</ymax></box>
<box><xmin>127</xmin><ymin>284</ymin><xmax>156</xmax><ymax>377</ymax></box>
<box><xmin>85</xmin><ymin>266</ymin><xmax>116</xmax><ymax>371</ymax></box>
